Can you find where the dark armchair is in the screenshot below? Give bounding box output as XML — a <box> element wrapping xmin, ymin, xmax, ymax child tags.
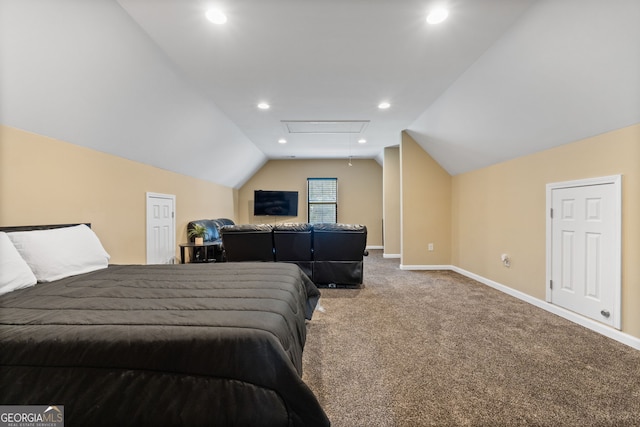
<box><xmin>186</xmin><ymin>219</ymin><xmax>235</xmax><ymax>262</ymax></box>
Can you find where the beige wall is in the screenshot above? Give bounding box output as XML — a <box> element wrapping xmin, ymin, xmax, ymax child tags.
<box><xmin>452</xmin><ymin>124</ymin><xmax>640</xmax><ymax>338</ymax></box>
<box><xmin>237</xmin><ymin>159</ymin><xmax>383</xmax><ymax>246</ymax></box>
<box><xmin>0</xmin><ymin>126</ymin><xmax>235</xmax><ymax>264</ymax></box>
<box><xmin>383</xmin><ymin>146</ymin><xmax>401</xmax><ymax>256</ymax></box>
<box><xmin>5</xmin><ymin>122</ymin><xmax>636</xmax><ymax>338</ymax></box>
<box><xmin>400</xmin><ymin>132</ymin><xmax>452</xmax><ymax>266</ymax></box>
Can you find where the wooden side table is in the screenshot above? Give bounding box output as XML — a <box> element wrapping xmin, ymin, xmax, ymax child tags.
<box><xmin>179</xmin><ymin>242</ymin><xmax>221</xmax><ymax>264</ymax></box>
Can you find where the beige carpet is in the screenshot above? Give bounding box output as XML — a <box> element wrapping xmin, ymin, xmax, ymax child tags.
<box><xmin>302</xmin><ymin>250</ymin><xmax>640</xmax><ymax>426</ymax></box>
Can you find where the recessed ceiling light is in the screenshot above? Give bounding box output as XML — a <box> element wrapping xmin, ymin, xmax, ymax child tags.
<box><xmin>206</xmin><ymin>9</ymin><xmax>227</xmax><ymax>25</ymax></box>
<box><xmin>426</xmin><ymin>8</ymin><xmax>448</xmax><ymax>25</ymax></box>
<box><xmin>257</xmin><ymin>102</ymin><xmax>270</xmax><ymax>110</ymax></box>
<box><xmin>378</xmin><ymin>102</ymin><xmax>391</xmax><ymax>109</ymax></box>
<box><xmin>358</xmin><ymin>139</ymin><xmax>367</xmax><ymax>144</ymax></box>
<box><xmin>278</xmin><ymin>138</ymin><xmax>287</xmax><ymax>144</ymax></box>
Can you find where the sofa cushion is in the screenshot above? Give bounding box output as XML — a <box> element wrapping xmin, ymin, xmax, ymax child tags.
<box><xmin>273</xmin><ymin>223</ymin><xmax>313</xmax><ymax>232</ymax></box>
<box><xmin>312</xmin><ymin>223</ymin><xmax>366</xmax><ymax>233</ymax></box>
<box><xmin>214</xmin><ymin>218</ymin><xmax>235</xmax><ymax>228</ymax></box>
<box><xmin>220</xmin><ymin>224</ymin><xmax>273</xmax><ymax>233</ymax></box>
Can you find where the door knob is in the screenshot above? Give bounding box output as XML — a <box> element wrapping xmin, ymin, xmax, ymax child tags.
<box><xmin>600</xmin><ymin>309</ymin><xmax>610</xmax><ymax>318</ymax></box>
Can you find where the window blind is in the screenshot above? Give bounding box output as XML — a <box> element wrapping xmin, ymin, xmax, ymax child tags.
<box><xmin>307</xmin><ymin>178</ymin><xmax>337</xmax><ymax>223</ymax></box>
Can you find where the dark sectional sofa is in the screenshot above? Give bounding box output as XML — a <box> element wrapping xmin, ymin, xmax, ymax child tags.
<box><xmin>220</xmin><ymin>223</ymin><xmax>368</xmax><ymax>287</ymax></box>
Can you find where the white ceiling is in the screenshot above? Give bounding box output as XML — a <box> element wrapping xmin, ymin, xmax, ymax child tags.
<box><xmin>116</xmin><ymin>0</ymin><xmax>538</xmax><ymax>161</ymax></box>
<box><xmin>2</xmin><ymin>0</ymin><xmax>639</xmax><ymax>188</ymax></box>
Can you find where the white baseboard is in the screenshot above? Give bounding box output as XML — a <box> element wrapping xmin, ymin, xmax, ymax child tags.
<box><xmin>366</xmin><ymin>245</ymin><xmax>383</xmax><ymax>250</ymax></box>
<box><xmin>383</xmin><ymin>253</ymin><xmax>400</xmax><ymax>259</ymax></box>
<box><xmin>400</xmin><ymin>264</ymin><xmax>452</xmax><ymax>270</ymax></box>
<box><xmin>400</xmin><ymin>264</ymin><xmax>640</xmax><ymax>351</ymax></box>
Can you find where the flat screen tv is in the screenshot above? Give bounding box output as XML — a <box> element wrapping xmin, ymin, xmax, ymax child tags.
<box><xmin>253</xmin><ymin>190</ymin><xmax>299</xmax><ymax>216</ymax></box>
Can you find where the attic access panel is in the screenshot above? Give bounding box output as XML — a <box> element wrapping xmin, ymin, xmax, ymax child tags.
<box><xmin>282</xmin><ymin>120</ymin><xmax>370</xmax><ymax>134</ymax></box>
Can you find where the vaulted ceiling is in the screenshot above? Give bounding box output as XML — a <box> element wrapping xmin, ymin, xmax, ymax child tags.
<box><xmin>2</xmin><ymin>0</ymin><xmax>639</xmax><ymax>188</ymax></box>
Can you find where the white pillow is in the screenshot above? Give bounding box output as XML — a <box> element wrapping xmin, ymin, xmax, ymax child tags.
<box><xmin>8</xmin><ymin>224</ymin><xmax>110</xmax><ymax>282</ymax></box>
<box><xmin>0</xmin><ymin>232</ymin><xmax>38</xmax><ymax>295</ymax></box>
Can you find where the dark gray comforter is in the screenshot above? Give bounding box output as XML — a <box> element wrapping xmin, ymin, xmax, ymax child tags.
<box><xmin>0</xmin><ymin>262</ymin><xmax>329</xmax><ymax>426</ymax></box>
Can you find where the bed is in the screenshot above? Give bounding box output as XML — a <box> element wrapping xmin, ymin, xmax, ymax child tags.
<box><xmin>0</xmin><ymin>224</ymin><xmax>330</xmax><ymax>426</ymax></box>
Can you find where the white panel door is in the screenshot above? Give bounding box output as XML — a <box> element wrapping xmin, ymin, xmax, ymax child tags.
<box><xmin>549</xmin><ymin>178</ymin><xmax>620</xmax><ymax>328</ymax></box>
<box><xmin>146</xmin><ymin>193</ymin><xmax>176</xmax><ymax>264</ymax></box>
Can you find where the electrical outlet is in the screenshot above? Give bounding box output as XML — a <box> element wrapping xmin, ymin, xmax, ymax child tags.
<box><xmin>428</xmin><ymin>243</ymin><xmax>434</xmax><ymax>251</ymax></box>
<box><xmin>501</xmin><ymin>253</ymin><xmax>511</xmax><ymax>268</ymax></box>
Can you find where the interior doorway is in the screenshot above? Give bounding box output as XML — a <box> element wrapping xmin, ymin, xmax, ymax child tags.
<box><xmin>546</xmin><ymin>175</ymin><xmax>621</xmax><ymax>329</ymax></box>
<box><xmin>146</xmin><ymin>192</ymin><xmax>176</xmax><ymax>264</ymax></box>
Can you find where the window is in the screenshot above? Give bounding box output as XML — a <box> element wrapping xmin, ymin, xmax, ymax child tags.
<box><xmin>307</xmin><ymin>178</ymin><xmax>337</xmax><ymax>224</ymax></box>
